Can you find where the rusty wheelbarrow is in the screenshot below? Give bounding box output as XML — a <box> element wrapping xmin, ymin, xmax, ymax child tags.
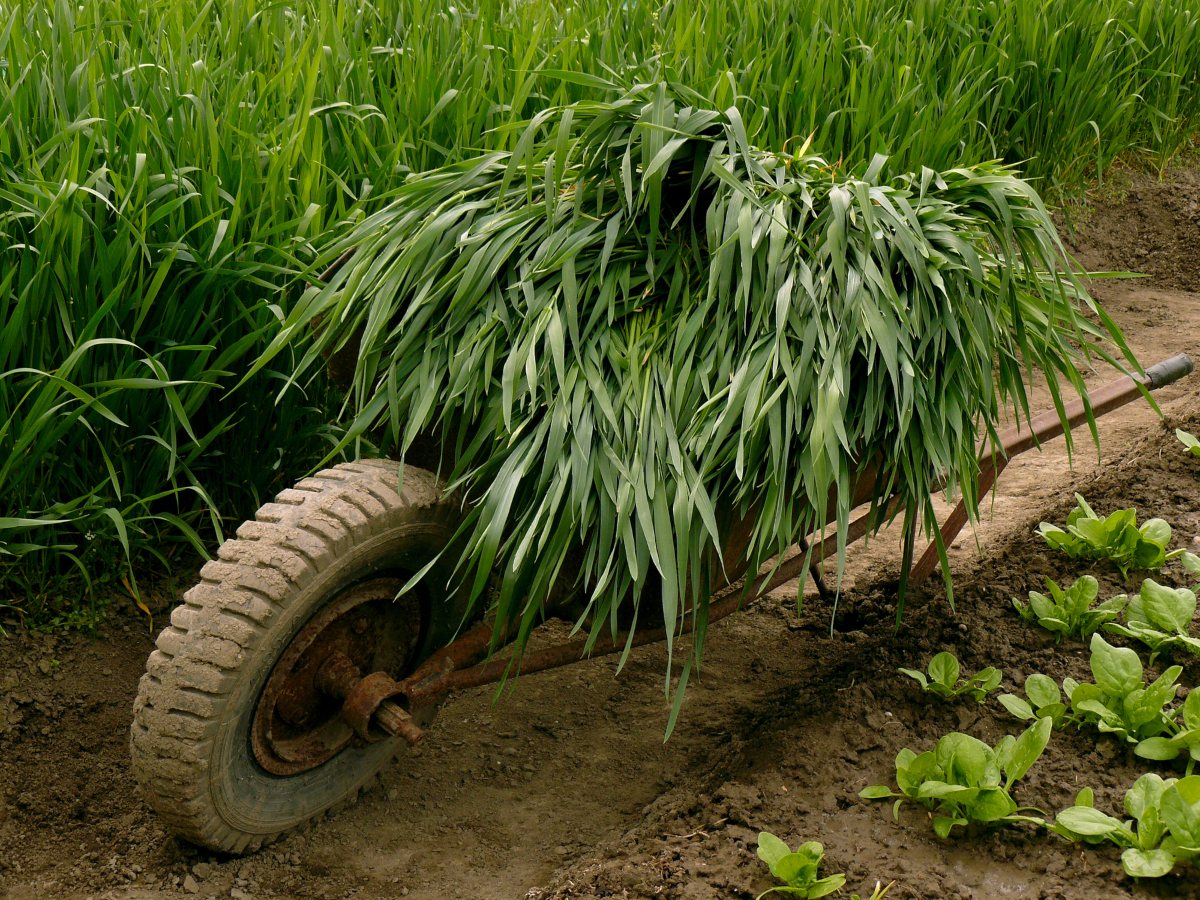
<box><xmin>129</xmin><ymin>352</ymin><xmax>1194</xmax><ymax>853</ymax></box>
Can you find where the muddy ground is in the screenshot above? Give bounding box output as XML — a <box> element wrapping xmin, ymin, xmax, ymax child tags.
<box><xmin>2</xmin><ymin>165</ymin><xmax>1200</xmax><ymax>900</ymax></box>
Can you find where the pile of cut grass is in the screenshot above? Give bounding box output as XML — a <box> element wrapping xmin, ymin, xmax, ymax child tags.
<box><xmin>261</xmin><ymin>83</ymin><xmax>1132</xmax><ymax>717</ymax></box>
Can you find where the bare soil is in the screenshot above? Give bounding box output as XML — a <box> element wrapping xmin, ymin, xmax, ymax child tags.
<box><xmin>2</xmin><ymin>165</ymin><xmax>1200</xmax><ymax>900</ymax></box>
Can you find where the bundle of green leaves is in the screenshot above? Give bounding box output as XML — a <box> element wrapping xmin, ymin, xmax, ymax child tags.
<box><xmin>259</xmin><ymin>81</ymin><xmax>1128</xmax><ymax>701</ymax></box>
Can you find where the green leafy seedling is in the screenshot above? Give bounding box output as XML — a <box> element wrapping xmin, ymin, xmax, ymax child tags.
<box><xmin>1051</xmin><ymin>772</ymin><xmax>1200</xmax><ymax>878</ymax></box>
<box><xmin>755</xmin><ymin>833</ymin><xmax>845</xmax><ymax>898</ymax></box>
<box><xmin>1038</xmin><ymin>494</ymin><xmax>1174</xmax><ymax>578</ymax></box>
<box><xmin>1065</xmin><ymin>633</ymin><xmax>1181</xmax><ymax>746</ymax></box>
<box><xmin>1177</xmin><ymin>429</ymin><xmax>1200</xmax><ymax>459</ymax></box>
<box><xmin>898</xmin><ymin>651</ymin><xmax>1002</xmax><ymax>703</ymax></box>
<box><xmin>1013</xmin><ymin>575</ymin><xmax>1125</xmax><ymax>643</ymax></box>
<box><xmin>860</xmin><ymin>717</ymin><xmax>1053</xmax><ymax>837</ymax></box>
<box><xmin>1137</xmin><ymin>691</ymin><xmax>1200</xmax><ymax>772</ymax></box>
<box><xmin>1107</xmin><ymin>579</ymin><xmax>1200</xmax><ymax>662</ymax></box>
<box><xmin>998</xmin><ymin>673</ymin><xmax>1071</xmax><ymax>729</ymax></box>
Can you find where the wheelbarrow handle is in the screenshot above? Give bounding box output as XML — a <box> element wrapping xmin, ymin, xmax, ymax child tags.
<box><xmin>1142</xmin><ymin>353</ymin><xmax>1194</xmax><ymax>390</ymax></box>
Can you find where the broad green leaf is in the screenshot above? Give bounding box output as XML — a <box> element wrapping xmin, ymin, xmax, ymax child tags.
<box><xmin>859</xmin><ymin>785</ymin><xmax>895</xmax><ymax>799</ymax></box>
<box><xmin>1182</xmin><ymin>691</ymin><xmax>1200</xmax><ymax>730</ymax></box>
<box><xmin>1162</xmin><ymin>776</ymin><xmax>1200</xmax><ymax>847</ymax></box>
<box><xmin>966</xmin><ymin>787</ymin><xmax>1017</xmax><ymax>822</ymax></box>
<box><xmin>1139</xmin><ymin>579</ymin><xmax>1196</xmax><ymax>632</ymax></box>
<box><xmin>772</xmin><ymin>851</ymin><xmax>818</xmax><ymax>886</ymax></box>
<box><xmin>998</xmin><ymin>694</ymin><xmax>1035</xmax><ymax>721</ymax></box>
<box><xmin>1176</xmin><ymin>550</ymin><xmax>1200</xmax><ymax>576</ymax></box>
<box><xmin>1135</xmin><ymin>736</ymin><xmax>1182</xmax><ymax>761</ymax></box>
<box><xmin>1005</xmin><ymin>716</ymin><xmax>1052</xmax><ymax>782</ymax></box>
<box><xmin>928</xmin><ymin>651</ymin><xmax>960</xmax><ymax>688</ymax></box>
<box><xmin>935</xmin><ymin>733</ymin><xmax>995</xmax><ymax>786</ymax></box>
<box><xmin>1026</xmin><ymin>674</ymin><xmax>1061</xmax><ymax>709</ymax></box>
<box><xmin>806</xmin><ymin>874</ymin><xmax>847</xmax><ymax>898</ymax></box>
<box><xmin>1090</xmin><ymin>633</ymin><xmax>1143</xmax><ymax>696</ymax></box>
<box><xmin>1055</xmin><ymin>806</ymin><xmax>1126</xmax><ymax>837</ymax></box>
<box><xmin>756</xmin><ymin>832</ymin><xmax>792</xmax><ymax>869</ymax></box>
<box><xmin>1140</xmin><ymin>519</ymin><xmax>1173</xmax><ymax>549</ymax></box>
<box><xmin>1126</xmin><ymin>774</ymin><xmax>1172</xmax><ymax>822</ymax></box>
<box><xmin>1121</xmin><ymin>848</ymin><xmax>1176</xmax><ymax>879</ymax></box>
<box><xmin>933</xmin><ymin>816</ymin><xmax>967</xmax><ymax>839</ymax></box>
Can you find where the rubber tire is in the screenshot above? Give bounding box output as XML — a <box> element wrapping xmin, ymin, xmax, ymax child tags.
<box><xmin>130</xmin><ymin>460</ymin><xmax>471</xmax><ymax>853</ymax></box>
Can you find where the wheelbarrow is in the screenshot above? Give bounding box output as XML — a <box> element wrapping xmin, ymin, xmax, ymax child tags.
<box><xmin>129</xmin><ymin>351</ymin><xmax>1194</xmax><ymax>853</ymax></box>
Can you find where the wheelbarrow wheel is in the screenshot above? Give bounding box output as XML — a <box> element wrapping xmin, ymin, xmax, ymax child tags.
<box><xmin>130</xmin><ymin>460</ymin><xmax>472</xmax><ymax>853</ymax></box>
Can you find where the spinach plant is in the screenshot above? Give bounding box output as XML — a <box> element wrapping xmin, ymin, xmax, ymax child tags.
<box><xmin>755</xmin><ymin>834</ymin><xmax>845</xmax><ymax>898</ymax></box>
<box><xmin>860</xmin><ymin>718</ymin><xmax>1053</xmax><ymax>837</ymax></box>
<box><xmin>898</xmin><ymin>651</ymin><xmax>1002</xmax><ymax>703</ymax></box>
<box><xmin>1038</xmin><ymin>494</ymin><xmax>1174</xmax><ymax>577</ymax></box>
<box><xmin>1051</xmin><ymin>772</ymin><xmax>1200</xmax><ymax>878</ymax></box>
<box><xmin>1064</xmin><ymin>634</ymin><xmax>1181</xmax><ymax>746</ymax></box>
<box><xmin>998</xmin><ymin>673</ymin><xmax>1071</xmax><ymax>729</ymax></box>
<box><xmin>1013</xmin><ymin>575</ymin><xmax>1125</xmax><ymax>643</ymax></box>
<box><xmin>1107</xmin><ymin>579</ymin><xmax>1200</xmax><ymax>661</ymax></box>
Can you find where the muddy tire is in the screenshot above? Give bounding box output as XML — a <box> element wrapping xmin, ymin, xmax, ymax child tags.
<box><xmin>130</xmin><ymin>460</ymin><xmax>471</xmax><ymax>853</ymax></box>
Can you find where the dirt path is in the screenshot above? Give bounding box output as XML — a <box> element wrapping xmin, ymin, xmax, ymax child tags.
<box><xmin>2</xmin><ymin>166</ymin><xmax>1199</xmax><ymax>900</ymax></box>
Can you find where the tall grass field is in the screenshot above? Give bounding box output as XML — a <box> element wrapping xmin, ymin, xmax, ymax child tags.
<box><xmin>1</xmin><ymin>0</ymin><xmax>1198</xmax><ymax>626</ymax></box>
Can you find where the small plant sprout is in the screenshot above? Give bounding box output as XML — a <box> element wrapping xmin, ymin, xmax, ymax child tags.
<box><xmin>998</xmin><ymin>674</ymin><xmax>1071</xmax><ymax>729</ymax></box>
<box><xmin>1106</xmin><ymin>579</ymin><xmax>1200</xmax><ymax>661</ymax></box>
<box><xmin>1177</xmin><ymin>429</ymin><xmax>1200</xmax><ymax>459</ymax></box>
<box><xmin>1013</xmin><ymin>575</ymin><xmax>1126</xmax><ymax>643</ymax></box>
<box><xmin>859</xmin><ymin>717</ymin><xmax>1053</xmax><ymax>837</ymax></box>
<box><xmin>1051</xmin><ymin>772</ymin><xmax>1200</xmax><ymax>878</ymax></box>
<box><xmin>897</xmin><ymin>651</ymin><xmax>1002</xmax><ymax>703</ymax></box>
<box><xmin>1037</xmin><ymin>494</ymin><xmax>1175</xmax><ymax>578</ymax></box>
<box><xmin>754</xmin><ymin>833</ymin><xmax>845</xmax><ymax>899</ymax></box>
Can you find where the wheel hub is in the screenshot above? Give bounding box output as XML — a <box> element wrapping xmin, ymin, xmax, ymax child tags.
<box><xmin>251</xmin><ymin>577</ymin><xmax>422</xmax><ymax>776</ymax></box>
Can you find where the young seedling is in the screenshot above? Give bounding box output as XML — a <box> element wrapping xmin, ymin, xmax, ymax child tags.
<box><xmin>1013</xmin><ymin>575</ymin><xmax>1126</xmax><ymax>643</ymax></box>
<box><xmin>998</xmin><ymin>673</ymin><xmax>1071</xmax><ymax>729</ymax></box>
<box><xmin>859</xmin><ymin>717</ymin><xmax>1053</xmax><ymax>837</ymax></box>
<box><xmin>1177</xmin><ymin>429</ymin><xmax>1200</xmax><ymax>459</ymax></box>
<box><xmin>754</xmin><ymin>834</ymin><xmax>845</xmax><ymax>898</ymax></box>
<box><xmin>1107</xmin><ymin>579</ymin><xmax>1200</xmax><ymax>662</ymax></box>
<box><xmin>1065</xmin><ymin>634</ymin><xmax>1181</xmax><ymax>746</ymax></box>
<box><xmin>1038</xmin><ymin>494</ymin><xmax>1174</xmax><ymax>578</ymax></box>
<box><xmin>897</xmin><ymin>651</ymin><xmax>1002</xmax><ymax>703</ymax></box>
<box><xmin>1051</xmin><ymin>772</ymin><xmax>1200</xmax><ymax>878</ymax></box>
